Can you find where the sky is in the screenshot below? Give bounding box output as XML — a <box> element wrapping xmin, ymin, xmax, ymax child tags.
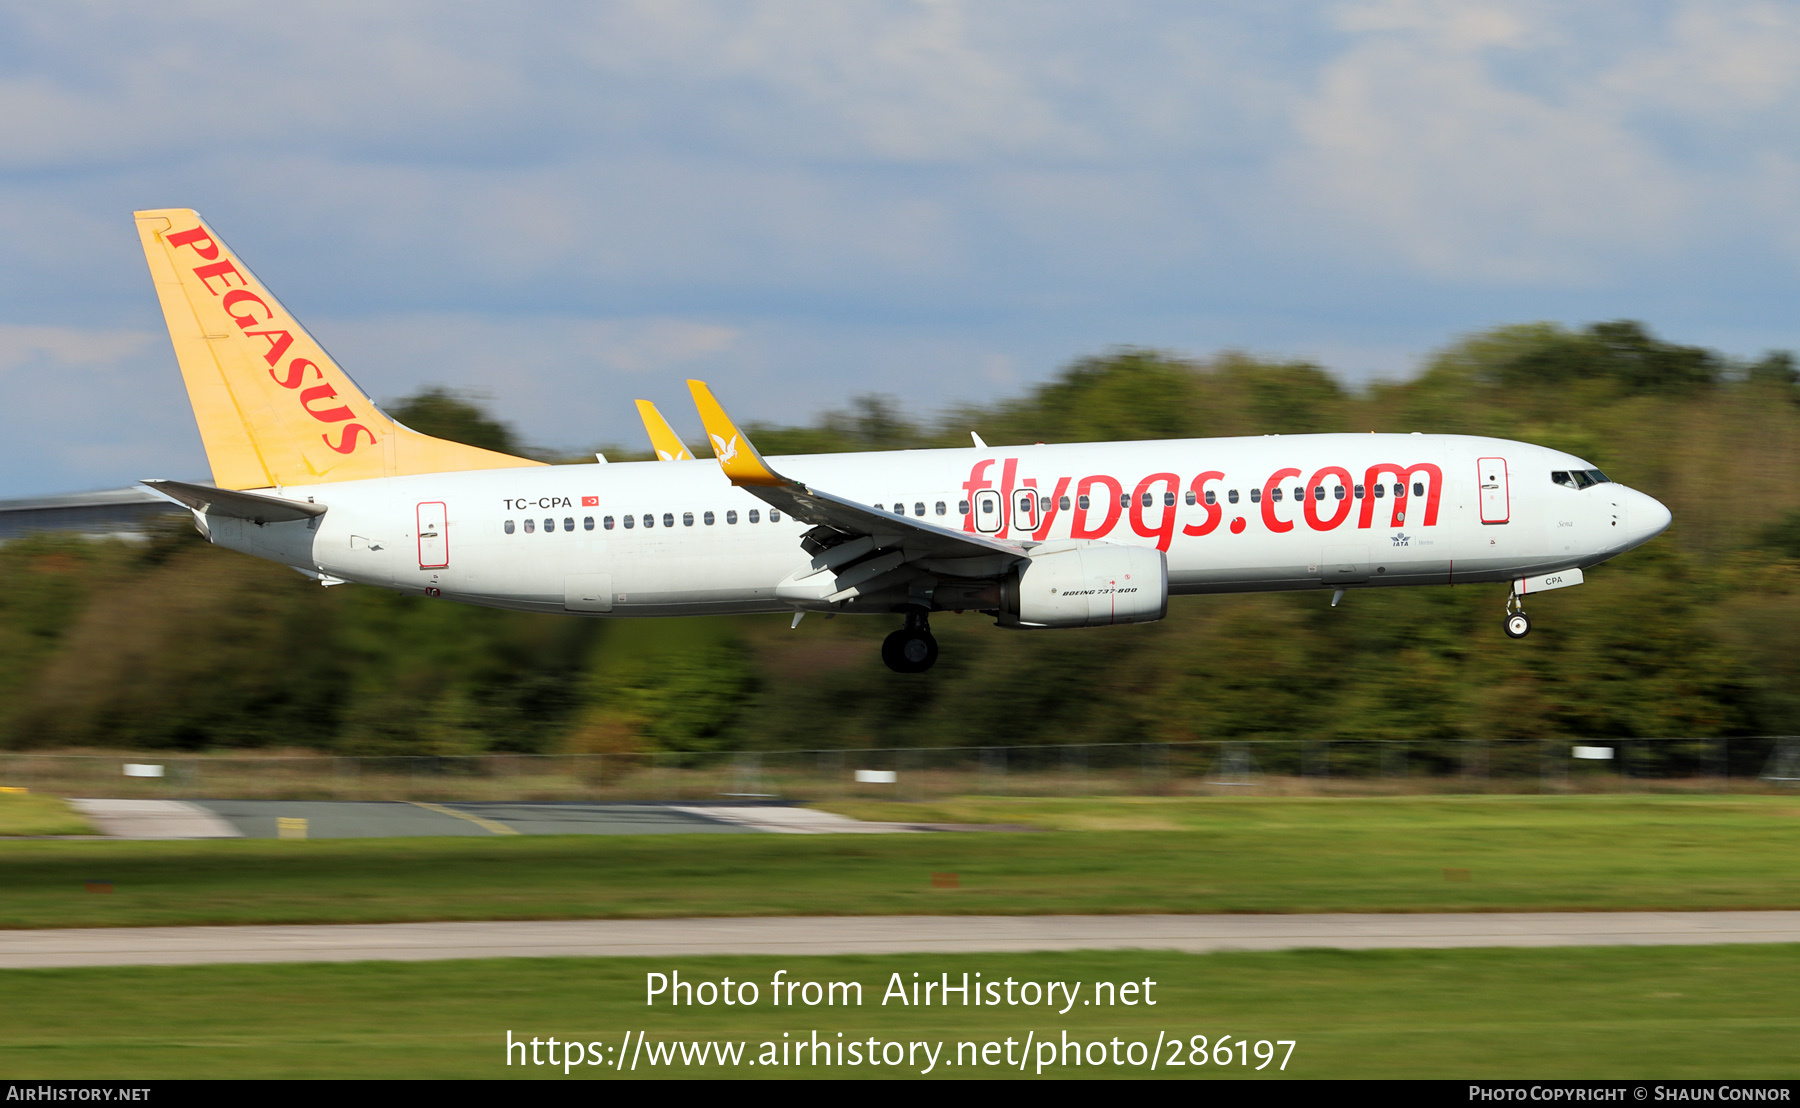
<box><xmin>4</xmin><ymin>0</ymin><xmax>1800</xmax><ymax>496</ymax></box>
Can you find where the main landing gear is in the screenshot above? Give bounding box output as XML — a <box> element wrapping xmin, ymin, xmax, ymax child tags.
<box><xmin>1503</xmin><ymin>589</ymin><xmax>1531</xmax><ymax>639</ymax></box>
<box><xmin>882</xmin><ymin>609</ymin><xmax>939</xmax><ymax>673</ymax></box>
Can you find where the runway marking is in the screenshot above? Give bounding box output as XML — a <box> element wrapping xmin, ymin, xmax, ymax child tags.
<box><xmin>407</xmin><ymin>801</ymin><xmax>519</xmax><ymax>835</ymax></box>
<box><xmin>6</xmin><ymin>911</ymin><xmax>1800</xmax><ymax>969</ymax></box>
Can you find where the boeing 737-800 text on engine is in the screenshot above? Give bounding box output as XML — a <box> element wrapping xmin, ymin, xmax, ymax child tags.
<box><xmin>133</xmin><ymin>209</ymin><xmax>1671</xmax><ymax>672</ymax></box>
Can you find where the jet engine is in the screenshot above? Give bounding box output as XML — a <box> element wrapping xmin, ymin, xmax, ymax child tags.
<box><xmin>997</xmin><ymin>540</ymin><xmax>1168</xmax><ymax>629</ymax></box>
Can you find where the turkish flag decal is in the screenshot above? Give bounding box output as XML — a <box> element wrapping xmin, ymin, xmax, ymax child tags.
<box><xmin>581</xmin><ymin>496</ymin><xmax>599</xmax><ymax>507</ymax></box>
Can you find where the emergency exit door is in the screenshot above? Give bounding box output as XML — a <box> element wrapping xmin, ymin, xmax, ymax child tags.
<box><xmin>1013</xmin><ymin>488</ymin><xmax>1040</xmax><ymax>532</ymax></box>
<box><xmin>1477</xmin><ymin>458</ymin><xmax>1510</xmax><ymax>524</ymax></box>
<box><xmin>973</xmin><ymin>490</ymin><xmax>1003</xmax><ymax>533</ymax></box>
<box><xmin>417</xmin><ymin>501</ymin><xmax>449</xmax><ymax>568</ymax></box>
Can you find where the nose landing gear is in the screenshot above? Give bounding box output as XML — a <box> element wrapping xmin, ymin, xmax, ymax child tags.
<box><xmin>1503</xmin><ymin>590</ymin><xmax>1531</xmax><ymax>639</ymax></box>
<box><xmin>881</xmin><ymin>608</ymin><xmax>939</xmax><ymax>673</ymax></box>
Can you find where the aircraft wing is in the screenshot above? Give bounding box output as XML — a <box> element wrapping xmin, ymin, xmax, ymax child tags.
<box><xmin>686</xmin><ymin>380</ymin><xmax>1025</xmax><ymax>565</ymax></box>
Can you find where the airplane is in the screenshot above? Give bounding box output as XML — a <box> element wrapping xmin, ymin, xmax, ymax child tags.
<box><xmin>132</xmin><ymin>209</ymin><xmax>1672</xmax><ymax>673</ymax></box>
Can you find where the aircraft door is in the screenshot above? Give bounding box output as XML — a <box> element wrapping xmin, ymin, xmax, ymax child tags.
<box><xmin>417</xmin><ymin>501</ymin><xmax>449</xmax><ymax>568</ymax></box>
<box><xmin>1013</xmin><ymin>488</ymin><xmax>1040</xmax><ymax>532</ymax></box>
<box><xmin>973</xmin><ymin>490</ymin><xmax>1004</xmax><ymax>533</ymax></box>
<box><xmin>1477</xmin><ymin>458</ymin><xmax>1510</xmax><ymax>524</ymax></box>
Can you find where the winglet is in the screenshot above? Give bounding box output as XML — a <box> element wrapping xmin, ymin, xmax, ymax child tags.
<box><xmin>634</xmin><ymin>400</ymin><xmax>695</xmax><ymax>461</ymax></box>
<box><xmin>686</xmin><ymin>380</ymin><xmax>783</xmax><ymax>486</ymax></box>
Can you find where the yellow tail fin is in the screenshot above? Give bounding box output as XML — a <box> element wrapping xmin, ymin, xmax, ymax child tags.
<box><xmin>135</xmin><ymin>209</ymin><xmax>544</xmax><ymax>490</ymax></box>
<box><xmin>634</xmin><ymin>399</ymin><xmax>695</xmax><ymax>460</ymax></box>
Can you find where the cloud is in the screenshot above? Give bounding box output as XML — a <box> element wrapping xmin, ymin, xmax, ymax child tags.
<box><xmin>3</xmin><ymin>2</ymin><xmax>1800</xmax><ymax>496</ymax></box>
<box><xmin>0</xmin><ymin>324</ymin><xmax>153</xmax><ymax>374</ymax></box>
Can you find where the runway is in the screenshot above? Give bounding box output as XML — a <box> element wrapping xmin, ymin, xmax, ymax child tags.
<box><xmin>65</xmin><ymin>799</ymin><xmax>921</xmax><ymax>839</ymax></box>
<box><xmin>5</xmin><ymin>911</ymin><xmax>1800</xmax><ymax>969</ymax></box>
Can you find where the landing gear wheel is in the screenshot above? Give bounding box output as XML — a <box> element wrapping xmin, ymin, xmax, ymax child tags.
<box><xmin>1504</xmin><ymin>612</ymin><xmax>1531</xmax><ymax>639</ymax></box>
<box><xmin>881</xmin><ymin>629</ymin><xmax>939</xmax><ymax>673</ymax></box>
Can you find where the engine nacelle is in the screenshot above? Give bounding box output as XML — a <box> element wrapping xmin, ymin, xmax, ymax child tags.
<box><xmin>998</xmin><ymin>540</ymin><xmax>1168</xmax><ymax>629</ymax></box>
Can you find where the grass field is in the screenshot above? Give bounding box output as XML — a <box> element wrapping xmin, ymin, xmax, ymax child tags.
<box><xmin>0</xmin><ymin>791</ymin><xmax>92</xmax><ymax>836</ymax></box>
<box><xmin>2</xmin><ymin>946</ymin><xmax>1797</xmax><ymax>1078</ymax></box>
<box><xmin>4</xmin><ymin>795</ymin><xmax>1800</xmax><ymax>929</ymax></box>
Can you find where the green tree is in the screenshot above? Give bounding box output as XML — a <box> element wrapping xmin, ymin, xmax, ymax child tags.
<box><xmin>386</xmin><ymin>387</ymin><xmax>524</xmax><ymax>455</ymax></box>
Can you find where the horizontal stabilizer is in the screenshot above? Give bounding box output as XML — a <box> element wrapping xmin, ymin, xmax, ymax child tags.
<box><xmin>141</xmin><ymin>479</ymin><xmax>325</xmax><ymax>524</ymax></box>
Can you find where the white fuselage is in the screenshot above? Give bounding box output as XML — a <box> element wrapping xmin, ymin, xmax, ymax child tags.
<box><xmin>207</xmin><ymin>433</ymin><xmax>1670</xmax><ymax>618</ymax></box>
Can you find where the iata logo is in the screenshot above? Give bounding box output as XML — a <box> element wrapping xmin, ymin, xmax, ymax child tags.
<box><xmin>1392</xmin><ymin>532</ymin><xmax>1411</xmax><ymax>547</ymax></box>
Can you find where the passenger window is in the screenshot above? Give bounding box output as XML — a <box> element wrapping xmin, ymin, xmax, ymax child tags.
<box><xmin>623</xmin><ymin>515</ymin><xmax>634</xmax><ymax>529</ymax></box>
<box><xmin>958</xmin><ymin>500</ymin><xmax>970</xmax><ymax>515</ymax></box>
<box><xmin>1141</xmin><ymin>492</ymin><xmax>1153</xmax><ymax>507</ymax></box>
<box><xmin>874</xmin><ymin>504</ymin><xmax>883</xmax><ymax>512</ymax></box>
<box><xmin>1078</xmin><ymin>495</ymin><xmax>1090</xmax><ymax>510</ymax></box>
<box><xmin>1250</xmin><ymin>488</ymin><xmax>1262</xmax><ymax>503</ymax></box>
<box><xmin>1313</xmin><ymin>486</ymin><xmax>1324</xmax><ymax>501</ymax></box>
<box><xmin>1271</xmin><ymin>488</ymin><xmax>1282</xmax><ymax>502</ymax></box>
<box><xmin>683</xmin><ymin>512</ymin><xmax>694</xmax><ymax>527</ymax></box>
<box><xmin>1120</xmin><ymin>493</ymin><xmax>1130</xmax><ymax>508</ymax></box>
<box><xmin>936</xmin><ymin>501</ymin><xmax>947</xmax><ymax>516</ymax></box>
<box><xmin>1059</xmin><ymin>496</ymin><xmax>1070</xmax><ymax>511</ymax></box>
<box><xmin>564</xmin><ymin>516</ymin><xmax>575</xmax><ymax>531</ymax></box>
<box><xmin>663</xmin><ymin>513</ymin><xmax>674</xmax><ymax>528</ymax></box>
<box><xmin>1353</xmin><ymin>485</ymin><xmax>1364</xmax><ymax>499</ymax></box>
<box><xmin>770</xmin><ymin>510</ymin><xmax>781</xmax><ymax>522</ymax></box>
<box><xmin>1227</xmin><ymin>489</ymin><xmax>1239</xmax><ymax>504</ymax></box>
<box><xmin>504</xmin><ymin>520</ymin><xmax>515</xmax><ymax>534</ymax></box>
<box><xmin>1333</xmin><ymin>486</ymin><xmax>1345</xmax><ymax>500</ymax></box>
<box><xmin>1412</xmin><ymin>482</ymin><xmax>1424</xmax><ymax>497</ymax></box>
<box><xmin>643</xmin><ymin>514</ymin><xmax>654</xmax><ymax>528</ymax></box>
<box><xmin>545</xmin><ymin>517</ymin><xmax>556</xmax><ymax>532</ymax></box>
<box><xmin>604</xmin><ymin>516</ymin><xmax>615</xmax><ymax>530</ymax></box>
<box><xmin>524</xmin><ymin>518</ymin><xmax>535</xmax><ymax>533</ymax></box>
<box><xmin>749</xmin><ymin>509</ymin><xmax>760</xmax><ymax>523</ymax></box>
<box><xmin>1393</xmin><ymin>483</ymin><xmax>1404</xmax><ymax>497</ymax></box>
<box><xmin>583</xmin><ymin>516</ymin><xmax>594</xmax><ymax>531</ymax></box>
<box><xmin>1292</xmin><ymin>486</ymin><xmax>1304</xmax><ymax>501</ymax></box>
<box><xmin>1039</xmin><ymin>496</ymin><xmax>1051</xmax><ymax>512</ymax></box>
<box><xmin>704</xmin><ymin>511</ymin><xmax>715</xmax><ymax>525</ymax></box>
<box><xmin>1374</xmin><ymin>484</ymin><xmax>1384</xmax><ymax>499</ymax></box>
<box><xmin>1185</xmin><ymin>490</ymin><xmax>1196</xmax><ymax>506</ymax></box>
<box><xmin>1163</xmin><ymin>491</ymin><xmax>1176</xmax><ymax>507</ymax></box>
<box><xmin>726</xmin><ymin>510</ymin><xmax>738</xmax><ymax>524</ymax></box>
<box><xmin>916</xmin><ymin>502</ymin><xmax>927</xmax><ymax>517</ymax></box>
<box><xmin>1204</xmin><ymin>490</ymin><xmax>1216</xmax><ymax>506</ymax></box>
<box><xmin>893</xmin><ymin>503</ymin><xmax>906</xmax><ymax>516</ymax></box>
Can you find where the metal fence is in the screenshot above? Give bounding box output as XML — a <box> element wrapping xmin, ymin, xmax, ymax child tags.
<box><xmin>3</xmin><ymin>736</ymin><xmax>1798</xmax><ymax>802</ymax></box>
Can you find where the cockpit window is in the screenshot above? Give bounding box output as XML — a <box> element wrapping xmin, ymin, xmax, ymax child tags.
<box><xmin>1558</xmin><ymin>468</ymin><xmax>1611</xmax><ymax>489</ymax></box>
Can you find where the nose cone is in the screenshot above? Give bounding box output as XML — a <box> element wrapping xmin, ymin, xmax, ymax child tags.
<box><xmin>1623</xmin><ymin>487</ymin><xmax>1672</xmax><ymax>548</ymax></box>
